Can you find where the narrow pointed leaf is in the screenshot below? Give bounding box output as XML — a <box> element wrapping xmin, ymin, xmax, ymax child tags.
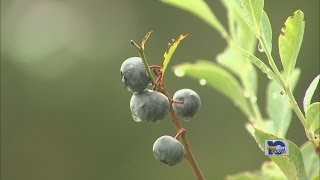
<box><xmin>266</xmin><ymin>69</ymin><xmax>300</xmax><ymax>137</ymax></box>
<box><xmin>301</xmin><ymin>141</ymin><xmax>320</xmax><ymax>179</ymax></box>
<box><xmin>279</xmin><ymin>10</ymin><xmax>305</xmax><ymax>80</ymax></box>
<box><xmin>303</xmin><ymin>75</ymin><xmax>320</xmax><ymax>112</ymax></box>
<box><xmin>161</xmin><ymin>34</ymin><xmax>187</xmax><ymax>75</ymax></box>
<box><xmin>161</xmin><ymin>0</ymin><xmax>227</xmax><ymax>37</ymax></box>
<box><xmin>173</xmin><ymin>60</ymin><xmax>251</xmax><ymax>116</ymax></box>
<box><xmin>253</xmin><ymin>128</ymin><xmax>308</xmax><ymax>180</ymax></box>
<box><xmin>240</xmin><ymin>49</ymin><xmax>278</xmax><ymax>82</ymax></box>
<box><xmin>260</xmin><ymin>11</ymin><xmax>272</xmax><ymax>53</ymax></box>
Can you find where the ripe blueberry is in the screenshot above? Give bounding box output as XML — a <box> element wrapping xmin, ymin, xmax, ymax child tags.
<box><xmin>153</xmin><ymin>135</ymin><xmax>185</xmax><ymax>166</ymax></box>
<box><xmin>173</xmin><ymin>89</ymin><xmax>201</xmax><ymax>120</ymax></box>
<box><xmin>130</xmin><ymin>90</ymin><xmax>169</xmax><ymax>122</ymax></box>
<box><xmin>120</xmin><ymin>57</ymin><xmax>150</xmax><ymax>92</ymax></box>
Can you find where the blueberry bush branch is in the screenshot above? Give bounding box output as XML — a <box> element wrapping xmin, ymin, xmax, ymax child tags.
<box><xmin>161</xmin><ymin>0</ymin><xmax>319</xmax><ymax>179</ymax></box>
<box><xmin>122</xmin><ymin>33</ymin><xmax>205</xmax><ymax>180</ymax></box>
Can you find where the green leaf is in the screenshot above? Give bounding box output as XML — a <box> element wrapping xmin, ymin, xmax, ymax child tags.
<box><xmin>260</xmin><ymin>11</ymin><xmax>272</xmax><ymax>53</ymax></box>
<box><xmin>217</xmin><ymin>46</ymin><xmax>258</xmax><ymax>96</ymax></box>
<box><xmin>240</xmin><ymin>49</ymin><xmax>278</xmax><ymax>82</ymax></box>
<box><xmin>226</xmin><ymin>171</ymin><xmax>259</xmax><ymax>180</ymax></box>
<box><xmin>266</xmin><ymin>69</ymin><xmax>300</xmax><ymax>137</ymax></box>
<box><xmin>173</xmin><ymin>60</ymin><xmax>251</xmax><ymax>116</ymax></box>
<box><xmin>253</xmin><ymin>128</ymin><xmax>308</xmax><ymax>180</ymax></box>
<box><xmin>303</xmin><ymin>75</ymin><xmax>320</xmax><ymax>113</ymax></box>
<box><xmin>313</xmin><ymin>175</ymin><xmax>320</xmax><ymax>180</ymax></box>
<box><xmin>306</xmin><ymin>102</ymin><xmax>320</xmax><ymax>143</ymax></box>
<box><xmin>232</xmin><ymin>0</ymin><xmax>264</xmax><ymax>35</ymax></box>
<box><xmin>222</xmin><ymin>0</ymin><xmax>257</xmax><ymax>52</ymax></box>
<box><xmin>161</xmin><ymin>34</ymin><xmax>187</xmax><ymax>76</ymax></box>
<box><xmin>161</xmin><ymin>0</ymin><xmax>227</xmax><ymax>37</ymax></box>
<box><xmin>226</xmin><ymin>161</ymin><xmax>287</xmax><ymax>180</ymax></box>
<box><xmin>261</xmin><ymin>161</ymin><xmax>286</xmax><ymax>179</ymax></box>
<box><xmin>301</xmin><ymin>141</ymin><xmax>320</xmax><ymax>179</ymax></box>
<box><xmin>279</xmin><ymin>10</ymin><xmax>305</xmax><ymax>80</ymax></box>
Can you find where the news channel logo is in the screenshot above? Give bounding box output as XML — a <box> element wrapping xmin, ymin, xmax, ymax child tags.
<box><xmin>265</xmin><ymin>140</ymin><xmax>289</xmax><ymax>155</ymax></box>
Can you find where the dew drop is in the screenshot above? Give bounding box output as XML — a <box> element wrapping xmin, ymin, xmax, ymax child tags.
<box><xmin>199</xmin><ymin>79</ymin><xmax>207</xmax><ymax>86</ymax></box>
<box><xmin>280</xmin><ymin>90</ymin><xmax>285</xmax><ymax>95</ymax></box>
<box><xmin>267</xmin><ymin>74</ymin><xmax>273</xmax><ymax>80</ymax></box>
<box><xmin>244</xmin><ymin>90</ymin><xmax>250</xmax><ymax>98</ymax></box>
<box><xmin>250</xmin><ymin>96</ymin><xmax>257</xmax><ymax>103</ymax></box>
<box><xmin>249</xmin><ymin>117</ymin><xmax>255</xmax><ymax>122</ymax></box>
<box><xmin>132</xmin><ymin>113</ymin><xmax>142</xmax><ymax>122</ymax></box>
<box><xmin>174</xmin><ymin>69</ymin><xmax>185</xmax><ymax>77</ymax></box>
<box><xmin>258</xmin><ymin>41</ymin><xmax>264</xmax><ymax>52</ymax></box>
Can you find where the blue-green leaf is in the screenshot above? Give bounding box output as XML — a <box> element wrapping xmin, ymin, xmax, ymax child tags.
<box><xmin>253</xmin><ymin>128</ymin><xmax>308</xmax><ymax>180</ymax></box>
<box><xmin>303</xmin><ymin>75</ymin><xmax>320</xmax><ymax>113</ymax></box>
<box><xmin>161</xmin><ymin>0</ymin><xmax>227</xmax><ymax>37</ymax></box>
<box><xmin>173</xmin><ymin>60</ymin><xmax>251</xmax><ymax>116</ymax></box>
<box><xmin>260</xmin><ymin>11</ymin><xmax>272</xmax><ymax>53</ymax></box>
<box><xmin>266</xmin><ymin>69</ymin><xmax>300</xmax><ymax>137</ymax></box>
<box><xmin>301</xmin><ymin>141</ymin><xmax>320</xmax><ymax>179</ymax></box>
<box><xmin>279</xmin><ymin>10</ymin><xmax>305</xmax><ymax>80</ymax></box>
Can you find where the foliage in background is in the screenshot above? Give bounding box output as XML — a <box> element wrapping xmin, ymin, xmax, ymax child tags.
<box><xmin>161</xmin><ymin>0</ymin><xmax>320</xmax><ymax>179</ymax></box>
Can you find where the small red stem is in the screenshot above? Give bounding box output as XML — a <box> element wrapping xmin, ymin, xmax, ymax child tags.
<box><xmin>175</xmin><ymin>128</ymin><xmax>186</xmax><ymax>139</ymax></box>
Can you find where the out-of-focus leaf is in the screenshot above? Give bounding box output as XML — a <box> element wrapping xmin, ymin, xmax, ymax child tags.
<box><xmin>226</xmin><ymin>161</ymin><xmax>286</xmax><ymax>180</ymax></box>
<box><xmin>161</xmin><ymin>34</ymin><xmax>187</xmax><ymax>76</ymax></box>
<box><xmin>173</xmin><ymin>60</ymin><xmax>251</xmax><ymax>116</ymax></box>
<box><xmin>253</xmin><ymin>128</ymin><xmax>308</xmax><ymax>180</ymax></box>
<box><xmin>260</xmin><ymin>11</ymin><xmax>272</xmax><ymax>53</ymax></box>
<box><xmin>222</xmin><ymin>0</ymin><xmax>257</xmax><ymax>52</ymax></box>
<box><xmin>261</xmin><ymin>161</ymin><xmax>287</xmax><ymax>179</ymax></box>
<box><xmin>266</xmin><ymin>69</ymin><xmax>300</xmax><ymax>137</ymax></box>
<box><xmin>306</xmin><ymin>102</ymin><xmax>320</xmax><ymax>144</ymax></box>
<box><xmin>301</xmin><ymin>141</ymin><xmax>320</xmax><ymax>179</ymax></box>
<box><xmin>303</xmin><ymin>75</ymin><xmax>320</xmax><ymax>112</ymax></box>
<box><xmin>229</xmin><ymin>0</ymin><xmax>264</xmax><ymax>35</ymax></box>
<box><xmin>279</xmin><ymin>10</ymin><xmax>305</xmax><ymax>80</ymax></box>
<box><xmin>217</xmin><ymin>46</ymin><xmax>258</xmax><ymax>96</ymax></box>
<box><xmin>313</xmin><ymin>175</ymin><xmax>320</xmax><ymax>180</ymax></box>
<box><xmin>161</xmin><ymin>0</ymin><xmax>227</xmax><ymax>37</ymax></box>
<box><xmin>226</xmin><ymin>171</ymin><xmax>259</xmax><ymax>180</ymax></box>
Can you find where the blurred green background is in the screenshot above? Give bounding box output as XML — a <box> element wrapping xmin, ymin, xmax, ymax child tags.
<box><xmin>1</xmin><ymin>0</ymin><xmax>319</xmax><ymax>179</ymax></box>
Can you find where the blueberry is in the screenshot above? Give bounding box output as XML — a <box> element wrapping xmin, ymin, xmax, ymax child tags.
<box><xmin>153</xmin><ymin>135</ymin><xmax>185</xmax><ymax>166</ymax></box>
<box><xmin>120</xmin><ymin>57</ymin><xmax>150</xmax><ymax>92</ymax></box>
<box><xmin>130</xmin><ymin>90</ymin><xmax>169</xmax><ymax>122</ymax></box>
<box><xmin>173</xmin><ymin>89</ymin><xmax>201</xmax><ymax>120</ymax></box>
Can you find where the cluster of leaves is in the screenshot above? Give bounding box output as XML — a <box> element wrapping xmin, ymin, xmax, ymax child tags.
<box><xmin>161</xmin><ymin>0</ymin><xmax>319</xmax><ymax>179</ymax></box>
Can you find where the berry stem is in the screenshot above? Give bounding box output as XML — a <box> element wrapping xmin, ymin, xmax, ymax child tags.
<box><xmin>175</xmin><ymin>128</ymin><xmax>186</xmax><ymax>139</ymax></box>
<box><xmin>130</xmin><ymin>40</ymin><xmax>158</xmax><ymax>87</ymax></box>
<box><xmin>169</xmin><ymin>102</ymin><xmax>205</xmax><ymax>180</ymax></box>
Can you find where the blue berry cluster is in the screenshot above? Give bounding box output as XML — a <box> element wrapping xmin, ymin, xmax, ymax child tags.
<box><xmin>120</xmin><ymin>56</ymin><xmax>201</xmax><ymax>166</ymax></box>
